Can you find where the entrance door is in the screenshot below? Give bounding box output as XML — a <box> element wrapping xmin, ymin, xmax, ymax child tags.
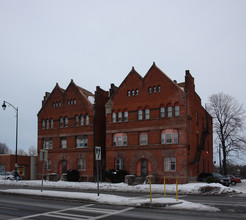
<box><xmin>61</xmin><ymin>160</ymin><xmax>67</xmax><ymax>173</ymax></box>
<box><xmin>141</xmin><ymin>159</ymin><xmax>147</xmax><ymax>176</ymax></box>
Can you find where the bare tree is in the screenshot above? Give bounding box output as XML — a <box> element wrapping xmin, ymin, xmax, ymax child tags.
<box><xmin>206</xmin><ymin>92</ymin><xmax>246</xmax><ymax>175</ymax></box>
<box><xmin>28</xmin><ymin>145</ymin><xmax>37</xmax><ymax>156</ymax></box>
<box><xmin>0</xmin><ymin>142</ymin><xmax>11</xmax><ymax>154</ymax></box>
<box><xmin>18</xmin><ymin>149</ymin><xmax>27</xmax><ymax>156</ymax></box>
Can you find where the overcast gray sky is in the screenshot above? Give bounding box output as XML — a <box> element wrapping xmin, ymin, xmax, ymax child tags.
<box><xmin>0</xmin><ymin>0</ymin><xmax>245</xmax><ymax>160</ymax></box>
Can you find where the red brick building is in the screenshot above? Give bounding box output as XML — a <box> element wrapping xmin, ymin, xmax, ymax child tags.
<box><xmin>0</xmin><ymin>155</ymin><xmax>37</xmax><ymax>180</ymax></box>
<box><xmin>37</xmin><ymin>80</ymin><xmax>108</xmax><ymax>181</ymax></box>
<box><xmin>105</xmin><ymin>63</ymin><xmax>213</xmax><ymax>183</ymax></box>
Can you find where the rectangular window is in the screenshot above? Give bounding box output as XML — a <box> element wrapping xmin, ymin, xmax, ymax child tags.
<box><xmin>117</xmin><ymin>136</ymin><xmax>122</xmax><ymax>146</ymax></box>
<box><xmin>170</xmin><ymin>157</ymin><xmax>176</xmax><ymax>171</ymax></box>
<box><xmin>42</xmin><ymin>120</ymin><xmax>45</xmax><ymax>129</ymax></box>
<box><xmin>138</xmin><ymin>110</ymin><xmax>143</xmax><ymax>120</ymax></box>
<box><xmin>76</xmin><ymin>136</ymin><xmax>88</xmax><ymax>148</ymax></box>
<box><xmin>61</xmin><ymin>138</ymin><xmax>67</xmax><ymax>148</ymax></box>
<box><xmin>161</xmin><ymin>133</ymin><xmax>165</xmax><ymax>144</ymax></box>
<box><xmin>78</xmin><ymin>158</ymin><xmax>86</xmax><ymax>171</ymax></box>
<box><xmin>118</xmin><ymin>112</ymin><xmax>122</xmax><ymax>122</ymax></box>
<box><xmin>175</xmin><ymin>106</ymin><xmax>180</xmax><ymax>116</ymax></box>
<box><xmin>43</xmin><ymin>139</ymin><xmax>53</xmax><ymax>149</ymax></box>
<box><xmin>60</xmin><ymin>117</ymin><xmax>63</xmax><ymax>127</ymax></box>
<box><xmin>50</xmin><ymin>119</ymin><xmax>53</xmax><ymax>128</ymax></box>
<box><xmin>112</xmin><ymin>113</ymin><xmax>116</xmax><ymax>123</ymax></box>
<box><xmin>166</xmin><ymin>133</ymin><xmax>172</xmax><ymax>144</ymax></box>
<box><xmin>145</xmin><ymin>109</ymin><xmax>150</xmax><ymax>119</ymax></box>
<box><xmin>160</xmin><ymin>107</ymin><xmax>165</xmax><ymax>118</ymax></box>
<box><xmin>75</xmin><ymin>115</ymin><xmax>79</xmax><ymax>126</ymax></box>
<box><xmin>115</xmin><ymin>158</ymin><xmax>125</xmax><ymax>170</ymax></box>
<box><xmin>45</xmin><ymin>160</ymin><xmax>51</xmax><ymax>170</ymax></box>
<box><xmin>173</xmin><ymin>132</ymin><xmax>178</xmax><ymax>144</ymax></box>
<box><xmin>167</xmin><ymin>106</ymin><xmax>172</xmax><ymax>117</ymax></box>
<box><xmin>124</xmin><ymin>112</ymin><xmax>128</xmax><ymax>121</ymax></box>
<box><xmin>85</xmin><ymin>115</ymin><xmax>89</xmax><ymax>125</ymax></box>
<box><xmin>140</xmin><ymin>133</ymin><xmax>148</xmax><ymax>145</ymax></box>
<box><xmin>164</xmin><ymin>157</ymin><xmax>176</xmax><ymax>172</ymax></box>
<box><xmin>113</xmin><ymin>133</ymin><xmax>127</xmax><ymax>146</ymax></box>
<box><xmin>80</xmin><ymin>115</ymin><xmax>84</xmax><ymax>125</ymax></box>
<box><xmin>64</xmin><ymin>117</ymin><xmax>68</xmax><ymax>127</ymax></box>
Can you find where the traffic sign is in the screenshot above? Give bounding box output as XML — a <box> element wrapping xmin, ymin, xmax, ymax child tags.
<box><xmin>95</xmin><ymin>146</ymin><xmax>101</xmax><ymax>161</ymax></box>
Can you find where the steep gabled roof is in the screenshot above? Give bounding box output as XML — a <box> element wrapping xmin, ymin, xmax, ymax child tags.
<box><xmin>144</xmin><ymin>62</ymin><xmax>185</xmax><ymax>93</ymax></box>
<box><xmin>109</xmin><ymin>66</ymin><xmax>143</xmax><ymax>101</ymax></box>
<box><xmin>37</xmin><ymin>83</ymin><xmax>65</xmax><ymax>116</ymax></box>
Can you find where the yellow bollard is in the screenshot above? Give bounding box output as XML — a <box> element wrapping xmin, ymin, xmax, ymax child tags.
<box><xmin>176</xmin><ymin>177</ymin><xmax>178</xmax><ymax>201</ymax></box>
<box><xmin>164</xmin><ymin>176</ymin><xmax>166</xmax><ymax>198</ymax></box>
<box><xmin>149</xmin><ymin>176</ymin><xmax>152</xmax><ymax>203</ymax></box>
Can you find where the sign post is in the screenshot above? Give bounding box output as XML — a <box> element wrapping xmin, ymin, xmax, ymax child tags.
<box><xmin>40</xmin><ymin>149</ymin><xmax>48</xmax><ymax>192</ymax></box>
<box><xmin>95</xmin><ymin>146</ymin><xmax>101</xmax><ymax>196</ymax></box>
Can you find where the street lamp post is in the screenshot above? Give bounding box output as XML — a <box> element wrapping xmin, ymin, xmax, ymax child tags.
<box><xmin>2</xmin><ymin>101</ymin><xmax>18</xmax><ymax>180</ymax></box>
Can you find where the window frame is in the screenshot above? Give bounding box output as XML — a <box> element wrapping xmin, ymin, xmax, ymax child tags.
<box><xmin>145</xmin><ymin>109</ymin><xmax>150</xmax><ymax>119</ymax></box>
<box><xmin>78</xmin><ymin>158</ymin><xmax>86</xmax><ymax>171</ymax></box>
<box><xmin>138</xmin><ymin>109</ymin><xmax>143</xmax><ymax>120</ymax></box>
<box><xmin>61</xmin><ymin>137</ymin><xmax>67</xmax><ymax>149</ymax></box>
<box><xmin>174</xmin><ymin>105</ymin><xmax>180</xmax><ymax>116</ymax></box>
<box><xmin>160</xmin><ymin>106</ymin><xmax>165</xmax><ymax>118</ymax></box>
<box><xmin>124</xmin><ymin>111</ymin><xmax>128</xmax><ymax>122</ymax></box>
<box><xmin>113</xmin><ymin>133</ymin><xmax>127</xmax><ymax>146</ymax></box>
<box><xmin>115</xmin><ymin>158</ymin><xmax>125</xmax><ymax>170</ymax></box>
<box><xmin>140</xmin><ymin>133</ymin><xmax>148</xmax><ymax>145</ymax></box>
<box><xmin>76</xmin><ymin>136</ymin><xmax>88</xmax><ymax>148</ymax></box>
<box><xmin>164</xmin><ymin>157</ymin><xmax>176</xmax><ymax>172</ymax></box>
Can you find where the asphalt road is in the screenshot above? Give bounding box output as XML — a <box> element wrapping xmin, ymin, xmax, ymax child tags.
<box><xmin>0</xmin><ymin>193</ymin><xmax>246</xmax><ymax>219</ymax></box>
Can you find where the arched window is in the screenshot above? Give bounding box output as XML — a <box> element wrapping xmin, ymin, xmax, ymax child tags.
<box><xmin>132</xmin><ymin>90</ymin><xmax>135</xmax><ymax>96</ymax></box>
<box><xmin>153</xmin><ymin>86</ymin><xmax>156</xmax><ymax>93</ymax></box>
<box><xmin>127</xmin><ymin>90</ymin><xmax>131</xmax><ymax>96</ymax></box>
<box><xmin>80</xmin><ymin>114</ymin><xmax>84</xmax><ymax>125</ymax></box>
<box><xmin>59</xmin><ymin>117</ymin><xmax>63</xmax><ymax>127</ymax></box>
<box><xmin>112</xmin><ymin>112</ymin><xmax>116</xmax><ymax>123</ymax></box>
<box><xmin>161</xmin><ymin>129</ymin><xmax>178</xmax><ymax>144</ymax></box>
<box><xmin>138</xmin><ymin>109</ymin><xmax>143</xmax><ymax>120</ymax></box>
<box><xmin>50</xmin><ymin>118</ymin><xmax>53</xmax><ymax>128</ymax></box>
<box><xmin>85</xmin><ymin>114</ymin><xmax>89</xmax><ymax>125</ymax></box>
<box><xmin>118</xmin><ymin>112</ymin><xmax>122</xmax><ymax>122</ymax></box>
<box><xmin>135</xmin><ymin>89</ymin><xmax>139</xmax><ymax>96</ymax></box>
<box><xmin>64</xmin><ymin>116</ymin><xmax>68</xmax><ymax>127</ymax></box>
<box><xmin>174</xmin><ymin>103</ymin><xmax>180</xmax><ymax>116</ymax></box>
<box><xmin>113</xmin><ymin>133</ymin><xmax>127</xmax><ymax>146</ymax></box>
<box><xmin>145</xmin><ymin>108</ymin><xmax>150</xmax><ymax>119</ymax></box>
<box><xmin>157</xmin><ymin>85</ymin><xmax>161</xmax><ymax>93</ymax></box>
<box><xmin>46</xmin><ymin>119</ymin><xmax>49</xmax><ymax>129</ymax></box>
<box><xmin>75</xmin><ymin>115</ymin><xmax>79</xmax><ymax>126</ymax></box>
<box><xmin>160</xmin><ymin>105</ymin><xmax>165</xmax><ymax>118</ymax></box>
<box><xmin>124</xmin><ymin>111</ymin><xmax>128</xmax><ymax>122</ymax></box>
<box><xmin>42</xmin><ymin>119</ymin><xmax>45</xmax><ymax>129</ymax></box>
<box><xmin>167</xmin><ymin>104</ymin><xmax>172</xmax><ymax>117</ymax></box>
<box><xmin>148</xmin><ymin>87</ymin><xmax>152</xmax><ymax>94</ymax></box>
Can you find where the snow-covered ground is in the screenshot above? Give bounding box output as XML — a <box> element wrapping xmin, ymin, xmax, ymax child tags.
<box><xmin>0</xmin><ymin>179</ymin><xmax>245</xmax><ymax>212</ymax></box>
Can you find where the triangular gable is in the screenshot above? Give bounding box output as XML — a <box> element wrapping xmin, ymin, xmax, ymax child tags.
<box><xmin>144</xmin><ymin>62</ymin><xmax>185</xmax><ymax>93</ymax></box>
<box><xmin>110</xmin><ymin>67</ymin><xmax>143</xmax><ymax>102</ymax></box>
<box><xmin>64</xmin><ymin>79</ymin><xmax>94</xmax><ymax>106</ymax></box>
<box><xmin>37</xmin><ymin>83</ymin><xmax>65</xmax><ymax>116</ymax></box>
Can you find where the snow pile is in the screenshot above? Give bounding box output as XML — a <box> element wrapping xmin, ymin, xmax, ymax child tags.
<box><xmin>0</xmin><ymin>180</ymin><xmax>242</xmax><ymax>195</ymax></box>
<box><xmin>1</xmin><ymin>188</ymin><xmax>220</xmax><ymax>212</ymax></box>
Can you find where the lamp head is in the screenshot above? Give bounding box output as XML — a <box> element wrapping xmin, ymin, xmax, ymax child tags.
<box><xmin>2</xmin><ymin>101</ymin><xmax>6</xmax><ymax>110</ymax></box>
